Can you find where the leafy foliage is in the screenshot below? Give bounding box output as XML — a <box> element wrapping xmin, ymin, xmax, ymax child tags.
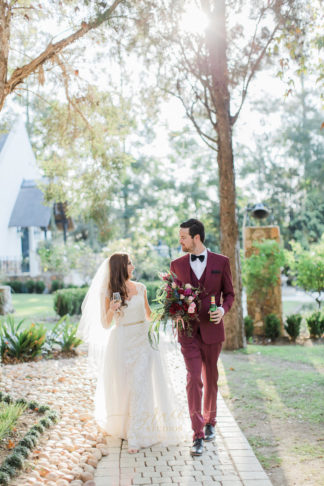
<box><xmin>53</xmin><ymin>288</ymin><xmax>88</xmax><ymax>317</ymax></box>
<box><xmin>287</xmin><ymin>237</ymin><xmax>324</xmax><ymax>308</ymax></box>
<box><xmin>0</xmin><ymin>317</ymin><xmax>46</xmax><ymax>362</ymax></box>
<box><xmin>306</xmin><ymin>312</ymin><xmax>324</xmax><ymax>338</ymax></box>
<box><xmin>242</xmin><ymin>240</ymin><xmax>285</xmax><ymax>320</ymax></box>
<box><xmin>0</xmin><ymin>402</ymin><xmax>27</xmax><ymax>442</ymax></box>
<box><xmin>45</xmin><ymin>315</ymin><xmax>82</xmax><ymax>352</ymax></box>
<box><xmin>285</xmin><ymin>313</ymin><xmax>302</xmax><ymax>341</ymax></box>
<box><xmin>244</xmin><ymin>316</ymin><xmax>254</xmax><ymax>340</ymax></box>
<box><xmin>265</xmin><ymin>314</ymin><xmax>281</xmax><ymax>341</ymax></box>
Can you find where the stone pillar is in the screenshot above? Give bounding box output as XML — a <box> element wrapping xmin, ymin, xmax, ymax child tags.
<box><xmin>244</xmin><ymin>226</ymin><xmax>283</xmax><ymax>335</ymax></box>
<box><xmin>0</xmin><ymin>285</ymin><xmax>14</xmax><ymax>315</ymax></box>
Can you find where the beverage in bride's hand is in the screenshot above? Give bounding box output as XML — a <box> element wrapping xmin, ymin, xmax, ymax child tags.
<box><xmin>209</xmin><ymin>295</ymin><xmax>218</xmax><ymax>322</ymax></box>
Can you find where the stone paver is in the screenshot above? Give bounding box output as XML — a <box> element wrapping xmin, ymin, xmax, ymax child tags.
<box><xmin>94</xmin><ymin>344</ymin><xmax>272</xmax><ymax>486</ymax></box>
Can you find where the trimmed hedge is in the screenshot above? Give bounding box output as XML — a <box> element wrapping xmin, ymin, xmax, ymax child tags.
<box><xmin>265</xmin><ymin>313</ymin><xmax>281</xmax><ymax>341</ymax></box>
<box><xmin>5</xmin><ymin>280</ymin><xmax>45</xmax><ymax>294</ymax></box>
<box><xmin>53</xmin><ymin>288</ymin><xmax>88</xmax><ymax>316</ymax></box>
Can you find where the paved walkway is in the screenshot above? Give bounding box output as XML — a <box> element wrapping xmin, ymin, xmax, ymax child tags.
<box><xmin>94</xmin><ymin>343</ymin><xmax>272</xmax><ymax>486</ymax></box>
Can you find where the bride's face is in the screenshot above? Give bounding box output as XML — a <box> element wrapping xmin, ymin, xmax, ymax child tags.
<box><xmin>127</xmin><ymin>258</ymin><xmax>135</xmax><ymax>279</ymax></box>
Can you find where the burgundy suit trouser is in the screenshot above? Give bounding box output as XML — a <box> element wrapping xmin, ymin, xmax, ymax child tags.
<box><xmin>180</xmin><ymin>330</ymin><xmax>222</xmax><ymax>440</ymax></box>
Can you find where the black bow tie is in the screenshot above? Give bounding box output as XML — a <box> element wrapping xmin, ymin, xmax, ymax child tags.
<box><xmin>191</xmin><ymin>254</ymin><xmax>205</xmax><ymax>262</ymax></box>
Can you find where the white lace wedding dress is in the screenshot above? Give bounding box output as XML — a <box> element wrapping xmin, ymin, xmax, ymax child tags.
<box><xmin>94</xmin><ymin>282</ymin><xmax>189</xmax><ymax>449</ymax></box>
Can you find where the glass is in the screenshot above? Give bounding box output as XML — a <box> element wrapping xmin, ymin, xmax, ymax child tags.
<box><xmin>112</xmin><ymin>292</ymin><xmax>121</xmax><ymax>302</ymax></box>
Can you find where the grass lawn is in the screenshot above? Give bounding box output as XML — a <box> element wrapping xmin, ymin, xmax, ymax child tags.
<box><xmin>1</xmin><ymin>294</ymin><xmax>57</xmax><ymax>329</ymax></box>
<box><xmin>219</xmin><ymin>344</ymin><xmax>324</xmax><ymax>486</ymax></box>
<box><xmin>282</xmin><ymin>300</ymin><xmax>317</xmax><ymax>316</ymax></box>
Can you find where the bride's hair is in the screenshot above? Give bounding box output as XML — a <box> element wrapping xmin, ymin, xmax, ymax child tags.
<box><xmin>108</xmin><ymin>253</ymin><xmax>129</xmax><ymax>307</ymax></box>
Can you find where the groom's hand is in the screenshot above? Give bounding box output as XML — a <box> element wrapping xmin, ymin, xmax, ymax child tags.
<box><xmin>208</xmin><ymin>309</ymin><xmax>223</xmax><ymax>324</ymax></box>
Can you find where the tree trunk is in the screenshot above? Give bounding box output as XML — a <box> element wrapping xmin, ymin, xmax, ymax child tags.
<box><xmin>0</xmin><ymin>1</ymin><xmax>10</xmax><ymax>111</ymax></box>
<box><xmin>206</xmin><ymin>0</ymin><xmax>245</xmax><ymax>349</ymax></box>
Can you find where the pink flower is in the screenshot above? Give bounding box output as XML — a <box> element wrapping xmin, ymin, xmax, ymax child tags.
<box><xmin>184</xmin><ymin>288</ymin><xmax>192</xmax><ymax>296</ymax></box>
<box><xmin>188</xmin><ymin>296</ymin><xmax>194</xmax><ymax>302</ymax></box>
<box><xmin>188</xmin><ymin>302</ymin><xmax>196</xmax><ymax>314</ymax></box>
<box><xmin>171</xmin><ymin>282</ymin><xmax>177</xmax><ymax>289</ymax></box>
<box><xmin>185</xmin><ymin>283</ymin><xmax>192</xmax><ymax>289</ymax></box>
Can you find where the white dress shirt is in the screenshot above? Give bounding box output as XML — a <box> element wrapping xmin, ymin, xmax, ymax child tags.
<box><xmin>190</xmin><ymin>248</ymin><xmax>208</xmax><ymax>280</ymax></box>
<box><xmin>190</xmin><ymin>248</ymin><xmax>225</xmax><ymax>316</ymax></box>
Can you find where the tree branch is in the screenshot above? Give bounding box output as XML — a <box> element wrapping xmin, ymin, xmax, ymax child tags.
<box><xmin>161</xmin><ymin>86</ymin><xmax>218</xmax><ymax>151</ymax></box>
<box><xmin>231</xmin><ymin>22</ymin><xmax>280</xmax><ymax>126</ymax></box>
<box><xmin>4</xmin><ymin>0</ymin><xmax>123</xmax><ymax>98</ymax></box>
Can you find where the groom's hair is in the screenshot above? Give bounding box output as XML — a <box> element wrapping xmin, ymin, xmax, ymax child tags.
<box><xmin>180</xmin><ymin>219</ymin><xmax>205</xmax><ymax>243</ymax></box>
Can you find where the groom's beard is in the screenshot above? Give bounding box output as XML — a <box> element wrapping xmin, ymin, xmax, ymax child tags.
<box><xmin>181</xmin><ymin>244</ymin><xmax>194</xmax><ymax>253</ymax></box>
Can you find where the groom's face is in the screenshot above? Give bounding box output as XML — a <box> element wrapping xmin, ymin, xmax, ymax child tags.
<box><xmin>179</xmin><ymin>228</ymin><xmax>195</xmax><ymax>253</ymax></box>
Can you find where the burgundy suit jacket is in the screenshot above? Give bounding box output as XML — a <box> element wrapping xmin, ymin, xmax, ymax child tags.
<box><xmin>170</xmin><ymin>251</ymin><xmax>235</xmax><ymax>344</ymax></box>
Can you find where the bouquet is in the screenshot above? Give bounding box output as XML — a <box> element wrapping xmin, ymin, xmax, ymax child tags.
<box><xmin>148</xmin><ymin>271</ymin><xmax>201</xmax><ymax>348</ymax></box>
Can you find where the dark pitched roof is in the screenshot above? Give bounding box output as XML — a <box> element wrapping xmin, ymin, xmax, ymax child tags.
<box><xmin>9</xmin><ymin>180</ymin><xmax>52</xmax><ymax>228</ymax></box>
<box><xmin>0</xmin><ymin>133</ymin><xmax>8</xmax><ymax>153</ymax></box>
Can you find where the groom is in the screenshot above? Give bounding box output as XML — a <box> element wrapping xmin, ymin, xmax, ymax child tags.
<box><xmin>170</xmin><ymin>219</ymin><xmax>235</xmax><ymax>456</ymax></box>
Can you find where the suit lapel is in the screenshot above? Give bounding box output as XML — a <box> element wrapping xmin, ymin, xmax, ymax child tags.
<box><xmin>204</xmin><ymin>251</ymin><xmax>217</xmax><ymax>294</ymax></box>
<box><xmin>181</xmin><ymin>254</ymin><xmax>191</xmax><ymax>285</ymax></box>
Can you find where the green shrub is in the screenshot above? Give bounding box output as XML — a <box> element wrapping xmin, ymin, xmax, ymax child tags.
<box><xmin>34</xmin><ymin>281</ymin><xmax>45</xmax><ymax>294</ymax></box>
<box><xmin>264</xmin><ymin>313</ymin><xmax>281</xmax><ymax>341</ymax></box>
<box><xmin>285</xmin><ymin>313</ymin><xmax>302</xmax><ymax>341</ymax></box>
<box><xmin>13</xmin><ymin>446</ymin><xmax>29</xmax><ymax>458</ymax></box>
<box><xmin>46</xmin><ymin>315</ymin><xmax>82</xmax><ymax>352</ymax></box>
<box><xmin>39</xmin><ymin>417</ymin><xmax>51</xmax><ymax>429</ymax></box>
<box><xmin>306</xmin><ymin>311</ymin><xmax>324</xmax><ymax>338</ymax></box>
<box><xmin>51</xmin><ymin>280</ymin><xmax>65</xmax><ymax>293</ymax></box>
<box><xmin>0</xmin><ymin>464</ymin><xmax>14</xmax><ymax>478</ymax></box>
<box><xmin>25</xmin><ymin>280</ymin><xmax>35</xmax><ymax>293</ymax></box>
<box><xmin>5</xmin><ymin>452</ymin><xmax>24</xmax><ymax>469</ymax></box>
<box><xmin>242</xmin><ymin>240</ymin><xmax>285</xmax><ymax>323</ymax></box>
<box><xmin>244</xmin><ymin>316</ymin><xmax>254</xmax><ymax>339</ymax></box>
<box><xmin>18</xmin><ymin>436</ymin><xmax>34</xmax><ymax>449</ymax></box>
<box><xmin>53</xmin><ymin>288</ymin><xmax>87</xmax><ymax>316</ymax></box>
<box><xmin>144</xmin><ymin>281</ymin><xmax>161</xmax><ymax>305</ymax></box>
<box><xmin>5</xmin><ymin>281</ymin><xmax>25</xmax><ymax>294</ymax></box>
<box><xmin>0</xmin><ymin>317</ymin><xmax>46</xmax><ymax>362</ymax></box>
<box><xmin>30</xmin><ymin>423</ymin><xmax>44</xmax><ymax>434</ymax></box>
<box><xmin>0</xmin><ymin>471</ymin><xmax>10</xmax><ymax>485</ymax></box>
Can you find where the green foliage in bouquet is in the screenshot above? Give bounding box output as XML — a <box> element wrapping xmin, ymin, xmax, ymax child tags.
<box><xmin>285</xmin><ymin>313</ymin><xmax>302</xmax><ymax>341</ymax></box>
<box><xmin>0</xmin><ymin>317</ymin><xmax>46</xmax><ymax>362</ymax></box>
<box><xmin>148</xmin><ymin>272</ymin><xmax>201</xmax><ymax>348</ymax></box>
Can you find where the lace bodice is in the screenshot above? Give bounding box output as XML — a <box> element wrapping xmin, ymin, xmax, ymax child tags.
<box><xmin>115</xmin><ymin>282</ymin><xmax>146</xmax><ymax>326</ymax></box>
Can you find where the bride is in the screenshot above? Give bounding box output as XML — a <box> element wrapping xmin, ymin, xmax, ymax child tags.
<box><xmin>78</xmin><ymin>253</ymin><xmax>188</xmax><ymax>453</ymax></box>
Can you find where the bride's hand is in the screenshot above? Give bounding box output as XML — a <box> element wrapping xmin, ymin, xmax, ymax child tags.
<box><xmin>109</xmin><ymin>300</ymin><xmax>121</xmax><ymax>312</ymax></box>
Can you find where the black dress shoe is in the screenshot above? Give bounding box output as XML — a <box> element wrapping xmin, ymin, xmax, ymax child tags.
<box><xmin>204</xmin><ymin>423</ymin><xmax>215</xmax><ymax>441</ymax></box>
<box><xmin>190</xmin><ymin>438</ymin><xmax>204</xmax><ymax>456</ymax></box>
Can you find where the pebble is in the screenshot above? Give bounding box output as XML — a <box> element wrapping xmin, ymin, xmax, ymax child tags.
<box><xmin>3</xmin><ymin>356</ymin><xmax>109</xmax><ymax>486</ymax></box>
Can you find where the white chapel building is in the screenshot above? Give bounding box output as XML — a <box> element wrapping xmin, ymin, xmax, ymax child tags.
<box><xmin>0</xmin><ymin>119</ymin><xmax>52</xmax><ymax>277</ymax></box>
